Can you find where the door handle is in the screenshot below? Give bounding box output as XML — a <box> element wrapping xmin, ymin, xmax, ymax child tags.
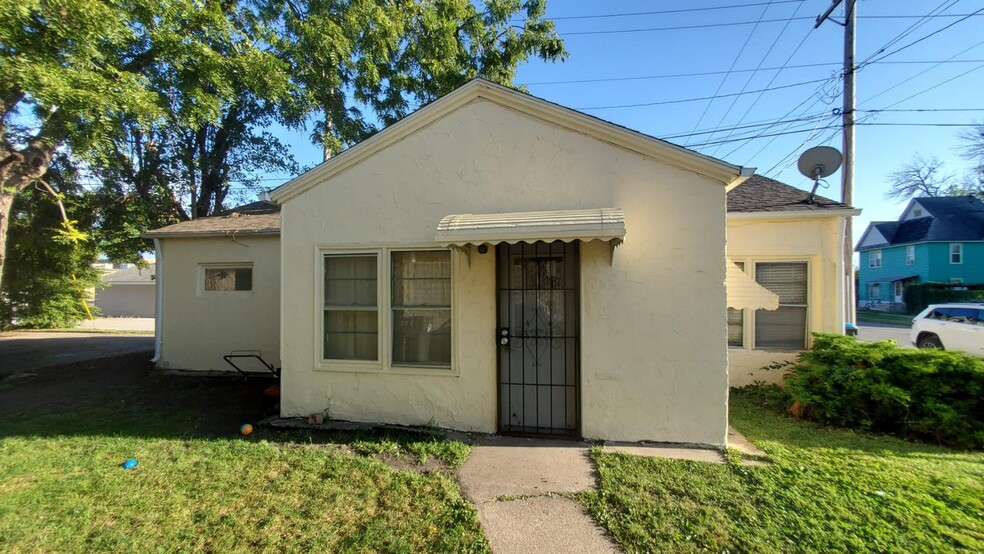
<box><xmin>499</xmin><ymin>328</ymin><xmax>509</xmax><ymax>345</ymax></box>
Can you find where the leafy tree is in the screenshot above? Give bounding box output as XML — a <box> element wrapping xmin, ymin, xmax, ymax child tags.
<box><xmin>0</xmin><ymin>156</ymin><xmax>101</xmax><ymax>329</ymax></box>
<box><xmin>266</xmin><ymin>0</ymin><xmax>566</xmax><ymax>155</ymax></box>
<box><xmin>0</xmin><ymin>0</ymin><xmax>287</xmax><ymax>285</ymax></box>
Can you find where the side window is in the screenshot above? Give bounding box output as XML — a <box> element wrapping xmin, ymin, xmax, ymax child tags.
<box><xmin>947</xmin><ymin>308</ymin><xmax>977</xmax><ymax>324</ymax></box>
<box><xmin>928</xmin><ymin>308</ymin><xmax>951</xmax><ymax>320</ymax></box>
<box><xmin>204</xmin><ymin>266</ymin><xmax>252</xmax><ymax>292</ymax></box>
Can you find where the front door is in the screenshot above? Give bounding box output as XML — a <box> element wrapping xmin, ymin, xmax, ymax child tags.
<box><xmin>496</xmin><ymin>241</ymin><xmax>580</xmax><ymax>437</ymax></box>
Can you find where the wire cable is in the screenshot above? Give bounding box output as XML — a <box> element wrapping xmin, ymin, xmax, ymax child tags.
<box><xmin>576</xmin><ymin>77</ymin><xmax>831</xmax><ymax>111</ymax></box>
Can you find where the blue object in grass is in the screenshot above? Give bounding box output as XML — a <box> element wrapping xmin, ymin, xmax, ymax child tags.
<box><xmin>122</xmin><ymin>458</ymin><xmax>138</xmax><ymax>470</ymax></box>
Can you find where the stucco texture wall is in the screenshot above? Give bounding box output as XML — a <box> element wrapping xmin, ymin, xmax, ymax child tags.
<box><xmin>157</xmin><ymin>235</ymin><xmax>280</xmax><ymax>372</ymax></box>
<box><xmin>726</xmin><ymin>216</ymin><xmax>845</xmax><ymax>387</ymax></box>
<box><xmin>280</xmin><ymin>99</ymin><xmax>729</xmax><ymax>446</ymax></box>
<box><xmin>94</xmin><ymin>284</ymin><xmax>156</xmax><ymax>317</ymax></box>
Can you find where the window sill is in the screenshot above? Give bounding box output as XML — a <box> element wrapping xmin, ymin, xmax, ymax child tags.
<box><xmin>314</xmin><ymin>364</ymin><xmax>459</xmax><ymax>377</ymax></box>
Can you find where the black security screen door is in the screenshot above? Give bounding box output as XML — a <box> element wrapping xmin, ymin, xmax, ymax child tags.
<box><xmin>497</xmin><ymin>241</ymin><xmax>580</xmax><ymax>437</ymax></box>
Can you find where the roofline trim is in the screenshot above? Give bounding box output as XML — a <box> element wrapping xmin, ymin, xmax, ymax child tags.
<box><xmin>727</xmin><ymin>208</ymin><xmax>861</xmax><ymax>220</ymax></box>
<box><xmin>271</xmin><ymin>79</ymin><xmax>750</xmax><ymax>204</ymax></box>
<box><xmin>141</xmin><ymin>229</ymin><xmax>281</xmax><ymax>239</ymax></box>
<box><xmin>856</xmin><ymin>239</ymin><xmax>984</xmax><ymax>252</ymax></box>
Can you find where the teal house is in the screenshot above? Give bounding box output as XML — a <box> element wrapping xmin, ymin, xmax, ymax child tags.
<box><xmin>856</xmin><ymin>196</ymin><xmax>984</xmax><ymax>309</ymax></box>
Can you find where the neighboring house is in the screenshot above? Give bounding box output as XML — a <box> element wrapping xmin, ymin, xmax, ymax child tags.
<box><xmin>726</xmin><ymin>175</ymin><xmax>859</xmax><ymax>387</ymax></box>
<box><xmin>145</xmin><ymin>79</ymin><xmax>857</xmax><ymax>447</ymax></box>
<box><xmin>93</xmin><ymin>264</ymin><xmax>157</xmax><ymax>317</ymax></box>
<box><xmin>143</xmin><ymin>201</ymin><xmax>281</xmax><ymax>374</ymax></box>
<box><xmin>856</xmin><ymin>196</ymin><xmax>984</xmax><ymax>309</ymax></box>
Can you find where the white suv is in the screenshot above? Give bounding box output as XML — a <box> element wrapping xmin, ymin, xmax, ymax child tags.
<box><xmin>910</xmin><ymin>303</ymin><xmax>984</xmax><ymax>357</ymax></box>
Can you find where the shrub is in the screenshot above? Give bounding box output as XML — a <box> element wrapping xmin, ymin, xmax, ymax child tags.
<box><xmin>785</xmin><ymin>333</ymin><xmax>984</xmax><ymax>449</ymax></box>
<box><xmin>903</xmin><ymin>282</ymin><xmax>984</xmax><ymax>315</ymax></box>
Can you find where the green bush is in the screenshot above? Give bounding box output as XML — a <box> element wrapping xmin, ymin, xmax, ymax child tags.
<box><xmin>785</xmin><ymin>333</ymin><xmax>984</xmax><ymax>449</ymax></box>
<box><xmin>903</xmin><ymin>282</ymin><xmax>984</xmax><ymax>315</ymax></box>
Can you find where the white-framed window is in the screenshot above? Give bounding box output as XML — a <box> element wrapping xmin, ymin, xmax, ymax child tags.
<box><xmin>319</xmin><ymin>247</ymin><xmax>453</xmax><ymax>371</ymax></box>
<box><xmin>754</xmin><ymin>261</ymin><xmax>808</xmax><ymax>350</ymax></box>
<box><xmin>950</xmin><ymin>243</ymin><xmax>963</xmax><ymax>264</ymax></box>
<box><xmin>727</xmin><ymin>262</ymin><xmax>745</xmax><ymax>348</ymax></box>
<box><xmin>323</xmin><ymin>253</ymin><xmax>379</xmax><ymax>361</ymax></box>
<box><xmin>868</xmin><ymin>249</ymin><xmax>882</xmax><ymax>268</ymax></box>
<box><xmin>869</xmin><ymin>283</ymin><xmax>881</xmax><ymax>299</ymax></box>
<box><xmin>201</xmin><ymin>264</ymin><xmax>253</xmax><ymax>292</ymax></box>
<box><xmin>391</xmin><ymin>250</ymin><xmax>452</xmax><ymax>368</ymax></box>
<box><xmin>906</xmin><ymin>245</ymin><xmax>915</xmax><ymax>265</ymax></box>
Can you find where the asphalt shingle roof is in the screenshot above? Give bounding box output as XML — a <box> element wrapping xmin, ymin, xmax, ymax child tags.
<box><xmin>143</xmin><ymin>201</ymin><xmax>281</xmax><ymax>238</ymax></box>
<box><xmin>861</xmin><ymin>196</ymin><xmax>984</xmax><ymax>250</ymax></box>
<box><xmin>726</xmin><ymin>174</ymin><xmax>852</xmax><ymax>213</ymax></box>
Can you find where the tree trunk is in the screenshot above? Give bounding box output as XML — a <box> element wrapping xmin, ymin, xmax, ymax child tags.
<box><xmin>0</xmin><ymin>142</ymin><xmax>55</xmax><ymax>292</ymax></box>
<box><xmin>0</xmin><ymin>192</ymin><xmax>14</xmax><ymax>293</ymax></box>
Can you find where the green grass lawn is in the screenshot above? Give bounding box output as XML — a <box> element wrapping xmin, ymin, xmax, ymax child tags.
<box><xmin>0</xmin><ymin>403</ymin><xmax>487</xmax><ymax>553</ymax></box>
<box><xmin>582</xmin><ymin>391</ymin><xmax>984</xmax><ymax>553</ymax></box>
<box><xmin>856</xmin><ymin>309</ymin><xmax>914</xmax><ymax>327</ymax></box>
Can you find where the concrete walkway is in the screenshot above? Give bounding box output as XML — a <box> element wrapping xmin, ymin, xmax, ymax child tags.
<box><xmin>457</xmin><ymin>436</ymin><xmax>618</xmax><ymax>553</ymax></box>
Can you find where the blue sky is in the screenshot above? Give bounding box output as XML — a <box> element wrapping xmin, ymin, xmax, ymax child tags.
<box><xmin>265</xmin><ymin>0</ymin><xmax>984</xmax><ymax>248</ymax></box>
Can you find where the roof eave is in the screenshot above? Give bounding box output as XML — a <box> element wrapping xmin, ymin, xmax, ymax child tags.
<box><xmin>271</xmin><ymin>79</ymin><xmax>750</xmax><ymax>204</ymax></box>
<box><xmin>141</xmin><ymin>229</ymin><xmax>281</xmax><ymax>239</ymax></box>
<box><xmin>727</xmin><ymin>208</ymin><xmax>861</xmax><ymax>220</ymax></box>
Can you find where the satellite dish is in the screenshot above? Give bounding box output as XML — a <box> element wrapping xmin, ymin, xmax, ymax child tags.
<box><xmin>797</xmin><ymin>146</ymin><xmax>842</xmax><ymax>180</ymax></box>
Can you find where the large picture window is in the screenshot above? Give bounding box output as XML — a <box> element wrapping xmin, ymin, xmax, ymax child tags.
<box><xmin>392</xmin><ymin>251</ymin><xmax>452</xmax><ymax>367</ymax></box>
<box><xmin>323</xmin><ymin>254</ymin><xmax>378</xmax><ymax>361</ymax></box>
<box><xmin>755</xmin><ymin>262</ymin><xmax>808</xmax><ymax>349</ymax></box>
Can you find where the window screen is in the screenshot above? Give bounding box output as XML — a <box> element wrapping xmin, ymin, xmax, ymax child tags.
<box><xmin>392</xmin><ymin>251</ymin><xmax>451</xmax><ymax>367</ymax></box>
<box><xmin>755</xmin><ymin>262</ymin><xmax>808</xmax><ymax>349</ymax></box>
<box><xmin>950</xmin><ymin>244</ymin><xmax>962</xmax><ymax>264</ymax></box>
<box><xmin>323</xmin><ymin>255</ymin><xmax>378</xmax><ymax>360</ymax></box>
<box><xmin>204</xmin><ymin>267</ymin><xmax>252</xmax><ymax>291</ymax></box>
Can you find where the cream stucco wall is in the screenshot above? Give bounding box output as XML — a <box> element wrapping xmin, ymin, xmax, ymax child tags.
<box><xmin>726</xmin><ymin>216</ymin><xmax>845</xmax><ymax>387</ymax></box>
<box><xmin>280</xmin><ymin>99</ymin><xmax>730</xmax><ymax>446</ymax></box>
<box><xmin>156</xmin><ymin>235</ymin><xmax>280</xmax><ymax>372</ymax></box>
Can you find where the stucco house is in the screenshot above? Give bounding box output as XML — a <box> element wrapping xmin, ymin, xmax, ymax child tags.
<box><xmin>92</xmin><ymin>264</ymin><xmax>157</xmax><ymax>318</ymax></box>
<box><xmin>856</xmin><ymin>196</ymin><xmax>984</xmax><ymax>310</ymax></box>
<box><xmin>145</xmin><ymin>79</ymin><xmax>857</xmax><ymax>446</ymax></box>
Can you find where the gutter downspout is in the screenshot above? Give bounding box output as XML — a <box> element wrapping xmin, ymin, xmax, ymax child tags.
<box><xmin>152</xmin><ymin>238</ymin><xmax>164</xmax><ymax>363</ymax></box>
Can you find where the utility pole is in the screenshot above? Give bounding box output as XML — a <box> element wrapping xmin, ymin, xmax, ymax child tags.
<box><xmin>816</xmin><ymin>0</ymin><xmax>856</xmax><ymax>326</ymax></box>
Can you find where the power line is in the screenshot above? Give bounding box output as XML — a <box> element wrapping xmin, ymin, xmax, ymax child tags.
<box><xmin>558</xmin><ymin>13</ymin><xmax>984</xmax><ymax>36</ymax></box>
<box><xmin>520</xmin><ymin>59</ymin><xmax>984</xmax><ymax>87</ymax></box>
<box><xmin>877</xmin><ymin>62</ymin><xmax>984</xmax><ymax>111</ymax></box>
<box><xmin>855</xmin><ymin>0</ymin><xmax>958</xmax><ymax>68</ymax></box>
<box><xmin>859</xmin><ymin>108</ymin><xmax>984</xmax><ymax>113</ymax></box>
<box><xmin>577</xmin><ymin>77</ymin><xmax>830</xmax><ymax>111</ymax></box>
<box><xmin>703</xmin><ymin>0</ymin><xmax>810</xmax><ymax>154</ymax></box>
<box><xmin>660</xmin><ymin>112</ymin><xmax>832</xmax><ymax>141</ymax></box>
<box><xmin>859</xmin><ymin>38</ymin><xmax>984</xmax><ymax>107</ymax></box>
<box><xmin>683</xmin><ymin>1</ymin><xmax>775</xmax><ymax>147</ymax></box>
<box><xmin>542</xmin><ymin>1</ymin><xmax>805</xmax><ymax>21</ymax></box>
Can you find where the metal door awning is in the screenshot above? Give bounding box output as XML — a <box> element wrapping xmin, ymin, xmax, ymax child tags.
<box><xmin>727</xmin><ymin>259</ymin><xmax>780</xmax><ymax>311</ymax></box>
<box><xmin>435</xmin><ymin>208</ymin><xmax>625</xmax><ymax>247</ymax></box>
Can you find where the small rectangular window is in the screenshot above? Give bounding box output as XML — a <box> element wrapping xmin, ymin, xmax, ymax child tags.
<box><xmin>728</xmin><ymin>261</ymin><xmax>745</xmax><ymax>348</ymax></box>
<box><xmin>755</xmin><ymin>262</ymin><xmax>808</xmax><ymax>349</ymax></box>
<box><xmin>204</xmin><ymin>267</ymin><xmax>252</xmax><ymax>291</ymax></box>
<box><xmin>950</xmin><ymin>243</ymin><xmax>962</xmax><ymax>264</ymax></box>
<box><xmin>869</xmin><ymin>250</ymin><xmax>882</xmax><ymax>268</ymax></box>
<box><xmin>323</xmin><ymin>254</ymin><xmax>378</xmax><ymax>361</ymax></box>
<box><xmin>869</xmin><ymin>283</ymin><xmax>880</xmax><ymax>299</ymax></box>
<box><xmin>906</xmin><ymin>245</ymin><xmax>915</xmax><ymax>265</ymax></box>
<box><xmin>727</xmin><ymin>308</ymin><xmax>744</xmax><ymax>347</ymax></box>
<box><xmin>392</xmin><ymin>251</ymin><xmax>452</xmax><ymax>367</ymax></box>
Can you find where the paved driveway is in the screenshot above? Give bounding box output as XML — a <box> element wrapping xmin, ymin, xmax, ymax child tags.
<box><xmin>0</xmin><ymin>332</ymin><xmax>154</xmax><ymax>377</ymax></box>
<box><xmin>857</xmin><ymin>325</ymin><xmax>912</xmax><ymax>347</ymax></box>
